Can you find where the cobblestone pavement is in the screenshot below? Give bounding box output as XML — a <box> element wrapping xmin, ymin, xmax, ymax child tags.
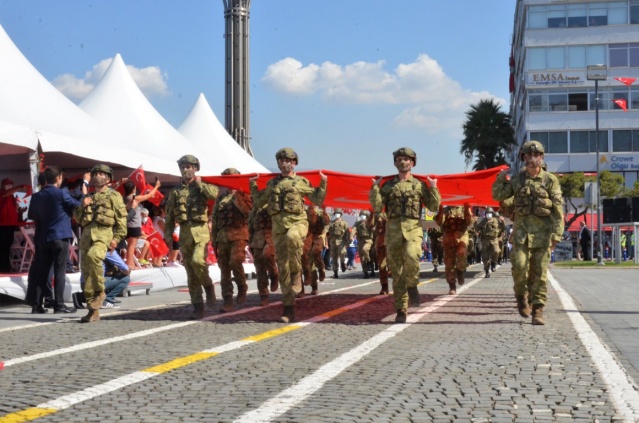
<box><xmin>0</xmin><ymin>262</ymin><xmax>636</xmax><ymax>422</ymax></box>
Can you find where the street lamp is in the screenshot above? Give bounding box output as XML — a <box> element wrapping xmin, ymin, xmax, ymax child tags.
<box><xmin>587</xmin><ymin>64</ymin><xmax>607</xmax><ymax>265</ymax></box>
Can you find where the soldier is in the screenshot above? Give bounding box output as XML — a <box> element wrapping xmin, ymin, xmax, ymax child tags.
<box><xmin>427</xmin><ymin>226</ymin><xmax>443</xmax><ymax>272</ymax></box>
<box><xmin>250</xmin><ymin>148</ymin><xmax>327</xmax><ymax>323</ymax></box>
<box><xmin>211</xmin><ymin>168</ymin><xmax>253</xmax><ymax>313</ymax></box>
<box><xmin>165</xmin><ymin>155</ymin><xmax>218</xmax><ymax>320</ymax></box>
<box><xmin>248</xmin><ymin>203</ymin><xmax>278</xmax><ymax>306</ymax></box>
<box><xmin>352</xmin><ymin>210</ymin><xmax>375</xmax><ymax>278</ymax></box>
<box><xmin>369</xmin><ymin>147</ymin><xmax>441</xmax><ymax>323</ymax></box>
<box><xmin>328</xmin><ymin>208</ymin><xmax>349</xmax><ymax>278</ymax></box>
<box><xmin>372</xmin><ymin>212</ymin><xmax>390</xmax><ymax>294</ymax></box>
<box><xmin>492</xmin><ymin>140</ymin><xmax>564</xmax><ymax>325</ymax></box>
<box><xmin>477</xmin><ymin>207</ymin><xmax>501</xmax><ymax>278</ymax></box>
<box><xmin>74</xmin><ymin>164</ymin><xmax>127</xmax><ymax>323</ymax></box>
<box><xmin>434</xmin><ymin>203</ymin><xmax>474</xmax><ymax>295</ymax></box>
<box><xmin>301</xmin><ymin>205</ymin><xmax>330</xmax><ymax>296</ymax></box>
<box><xmin>496</xmin><ymin>212</ymin><xmax>507</xmax><ymax>264</ymax></box>
<box><xmin>466</xmin><ymin>218</ymin><xmax>477</xmax><ymax>265</ymax></box>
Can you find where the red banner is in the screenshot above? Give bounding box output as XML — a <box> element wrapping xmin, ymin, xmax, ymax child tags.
<box><xmin>129</xmin><ymin>165</ymin><xmax>147</xmax><ymax>195</ymax></box>
<box><xmin>146</xmin><ymin>232</ymin><xmax>169</xmax><ymax>258</ymax></box>
<box><xmin>200</xmin><ymin>166</ymin><xmax>508</xmax><ymax>208</ymax></box>
<box><xmin>144</xmin><ymin>183</ymin><xmax>164</xmax><ymax>206</ymax></box>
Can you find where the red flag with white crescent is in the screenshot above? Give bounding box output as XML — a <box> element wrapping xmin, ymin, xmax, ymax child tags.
<box><xmin>614</xmin><ymin>77</ymin><xmax>636</xmax><ymax>86</ymax></box>
<box><xmin>144</xmin><ymin>183</ymin><xmax>164</xmax><ymax>206</ymax></box>
<box><xmin>147</xmin><ymin>232</ymin><xmax>169</xmax><ymax>258</ymax></box>
<box><xmin>128</xmin><ymin>165</ymin><xmax>147</xmax><ymax>194</ymax></box>
<box><xmin>613</xmin><ymin>99</ymin><xmax>628</xmax><ymax>111</ymax></box>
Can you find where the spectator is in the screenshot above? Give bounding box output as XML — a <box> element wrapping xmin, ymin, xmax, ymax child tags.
<box><xmin>121</xmin><ymin>178</ymin><xmax>160</xmax><ymax>270</ymax></box>
<box><xmin>140</xmin><ymin>207</ymin><xmax>163</xmax><ymax>267</ymax></box>
<box><xmin>0</xmin><ymin>178</ymin><xmax>29</xmax><ymax>272</ymax></box>
<box><xmin>579</xmin><ymin>221</ymin><xmax>592</xmax><ymax>261</ymax></box>
<box><xmin>73</xmin><ymin>249</ymin><xmax>131</xmax><ymax>309</ymax></box>
<box><xmin>346</xmin><ymin>236</ymin><xmax>357</xmax><ymax>270</ymax></box>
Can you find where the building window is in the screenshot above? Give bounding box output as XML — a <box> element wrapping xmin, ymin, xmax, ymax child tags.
<box><xmin>530</xmin><ymin>132</ymin><xmax>568</xmax><ymax>153</ymax></box>
<box><xmin>612</xmin><ymin>90</ymin><xmax>629</xmax><ymax>110</ymax></box>
<box><xmin>632</xmin><ymin>0</ymin><xmax>639</xmax><ymax>24</ymax></box>
<box><xmin>528</xmin><ymin>45</ymin><xmax>604</xmax><ymax>71</ymax></box>
<box><xmin>613</xmin><ymin>130</ymin><xmax>633</xmax><ymax>151</ymax></box>
<box><xmin>529</xmin><ymin>93</ymin><xmax>547</xmax><ymax>112</ymax></box>
<box><xmin>631</xmin><ymin>89</ymin><xmax>639</xmax><ymax>109</ymax></box>
<box><xmin>528</xmin><ymin>1</ymin><xmax>634</xmax><ymax>28</ymax></box>
<box><xmin>590</xmin><ymin>91</ymin><xmax>611</xmax><ymax>110</ymax></box>
<box><xmin>609</xmin><ymin>43</ymin><xmax>639</xmax><ymax>67</ymax></box>
<box><xmin>568</xmin><ymin>4</ymin><xmax>588</xmax><ymax>27</ymax></box>
<box><xmin>569</xmin><ymin>92</ymin><xmax>588</xmax><ymax>111</ymax></box>
<box><xmin>571</xmin><ymin>130</ymin><xmax>609</xmax><ymax>153</ymax></box>
<box><xmin>609</xmin><ymin>1</ymin><xmax>629</xmax><ymax>24</ymax></box>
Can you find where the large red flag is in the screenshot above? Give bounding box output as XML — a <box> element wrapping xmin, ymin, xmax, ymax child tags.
<box><xmin>613</xmin><ymin>99</ymin><xmax>628</xmax><ymax>111</ymax></box>
<box><xmin>146</xmin><ymin>232</ymin><xmax>169</xmax><ymax>258</ymax></box>
<box><xmin>144</xmin><ymin>183</ymin><xmax>164</xmax><ymax>206</ymax></box>
<box><xmin>614</xmin><ymin>77</ymin><xmax>636</xmax><ymax>86</ymax></box>
<box><xmin>128</xmin><ymin>165</ymin><xmax>147</xmax><ymax>195</ymax></box>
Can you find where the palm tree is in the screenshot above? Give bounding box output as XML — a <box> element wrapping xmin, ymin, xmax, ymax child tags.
<box><xmin>460</xmin><ymin>99</ymin><xmax>516</xmax><ymax>170</ymax></box>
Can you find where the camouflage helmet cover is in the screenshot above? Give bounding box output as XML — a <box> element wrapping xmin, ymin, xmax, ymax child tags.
<box><xmin>333</xmin><ymin>208</ymin><xmax>343</xmax><ymax>215</ymax></box>
<box><xmin>90</xmin><ymin>164</ymin><xmax>113</xmax><ymax>180</ymax></box>
<box><xmin>393</xmin><ymin>147</ymin><xmax>417</xmax><ymax>166</ymax></box>
<box><xmin>359</xmin><ymin>210</ymin><xmax>371</xmax><ymax>217</ymax></box>
<box><xmin>519</xmin><ymin>140</ymin><xmax>545</xmax><ymax>161</ymax></box>
<box><xmin>221</xmin><ymin>167</ymin><xmax>240</xmax><ymax>175</ymax></box>
<box><xmin>275</xmin><ymin>148</ymin><xmax>299</xmax><ymax>164</ymax></box>
<box><xmin>485</xmin><ymin>206</ymin><xmax>495</xmax><ymax>214</ymax></box>
<box><xmin>177</xmin><ymin>155</ymin><xmax>200</xmax><ymax>171</ymax></box>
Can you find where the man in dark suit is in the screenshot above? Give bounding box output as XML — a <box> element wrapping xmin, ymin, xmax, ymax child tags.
<box><xmin>579</xmin><ymin>221</ymin><xmax>592</xmax><ymax>261</ymax></box>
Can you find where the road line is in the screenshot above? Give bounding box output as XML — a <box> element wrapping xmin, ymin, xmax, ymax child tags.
<box><xmin>232</xmin><ymin>276</ymin><xmax>482</xmax><ymax>423</ymax></box>
<box><xmin>549</xmin><ymin>272</ymin><xmax>639</xmax><ymax>421</ymax></box>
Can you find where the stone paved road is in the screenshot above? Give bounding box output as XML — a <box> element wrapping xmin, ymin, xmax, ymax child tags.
<box><xmin>0</xmin><ymin>262</ymin><xmax>636</xmax><ymax>422</ymax></box>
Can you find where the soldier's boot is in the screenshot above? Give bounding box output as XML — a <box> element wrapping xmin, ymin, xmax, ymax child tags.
<box><xmin>407</xmin><ymin>287</ymin><xmax>420</xmax><ymax>307</ymax></box>
<box><xmin>220</xmin><ymin>296</ymin><xmax>234</xmax><ymax>313</ymax></box>
<box><xmin>236</xmin><ymin>283</ymin><xmax>248</xmax><ymax>305</ymax></box>
<box><xmin>318</xmin><ymin>268</ymin><xmax>326</xmax><ymax>282</ymax></box>
<box><xmin>310</xmin><ymin>273</ymin><xmax>319</xmax><ymax>295</ymax></box>
<box><xmin>291</xmin><ymin>272</ymin><xmax>303</xmax><ymax>294</ymax></box>
<box><xmin>363</xmin><ymin>270</ymin><xmax>369</xmax><ymax>278</ymax></box>
<box><xmin>341</xmin><ymin>262</ymin><xmax>346</xmax><ymax>273</ymax></box>
<box><xmin>333</xmin><ymin>270</ymin><xmax>339</xmax><ymax>279</ymax></box>
<box><xmin>80</xmin><ymin>309</ymin><xmax>100</xmax><ymax>323</ymax></box>
<box><xmin>369</xmin><ymin>263</ymin><xmax>376</xmax><ymax>277</ymax></box>
<box><xmin>204</xmin><ymin>285</ymin><xmax>216</xmax><ymax>309</ymax></box>
<box><xmin>432</xmin><ymin>265</ymin><xmax>438</xmax><ymax>272</ymax></box>
<box><xmin>259</xmin><ymin>295</ymin><xmax>269</xmax><ymax>307</ymax></box>
<box><xmin>516</xmin><ymin>295</ymin><xmax>532</xmax><ymax>318</ymax></box>
<box><xmin>456</xmin><ymin>270</ymin><xmax>465</xmax><ymax>286</ymax></box>
<box><xmin>379</xmin><ymin>283</ymin><xmax>389</xmax><ymax>295</ymax></box>
<box><xmin>485</xmin><ymin>269</ymin><xmax>490</xmax><ymax>278</ymax></box>
<box><xmin>88</xmin><ymin>291</ymin><xmax>106</xmax><ymax>311</ymax></box>
<box><xmin>532</xmin><ymin>304</ymin><xmax>545</xmax><ymax>325</ymax></box>
<box><xmin>448</xmin><ymin>282</ymin><xmax>457</xmax><ymax>296</ymax></box>
<box><xmin>303</xmin><ymin>270</ymin><xmax>312</xmax><ymax>286</ymax></box>
<box><xmin>189</xmin><ymin>302</ymin><xmax>205</xmax><ymax>320</ymax></box>
<box><xmin>281</xmin><ymin>305</ymin><xmax>295</xmax><ymax>323</ymax></box>
<box><xmin>394</xmin><ymin>310</ymin><xmax>407</xmax><ymax>323</ymax></box>
<box><xmin>491</xmin><ymin>263</ymin><xmax>496</xmax><ymax>272</ymax></box>
<box><xmin>296</xmin><ymin>286</ymin><xmax>305</xmax><ymax>299</ymax></box>
<box><xmin>270</xmin><ymin>275</ymin><xmax>279</xmax><ymax>293</ymax></box>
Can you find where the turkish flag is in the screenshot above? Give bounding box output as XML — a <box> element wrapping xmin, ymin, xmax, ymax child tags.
<box><xmin>613</xmin><ymin>99</ymin><xmax>628</xmax><ymax>111</ymax></box>
<box><xmin>128</xmin><ymin>165</ymin><xmax>147</xmax><ymax>195</ymax></box>
<box><xmin>144</xmin><ymin>183</ymin><xmax>164</xmax><ymax>206</ymax></box>
<box><xmin>614</xmin><ymin>77</ymin><xmax>637</xmax><ymax>87</ymax></box>
<box><xmin>147</xmin><ymin>232</ymin><xmax>169</xmax><ymax>258</ymax></box>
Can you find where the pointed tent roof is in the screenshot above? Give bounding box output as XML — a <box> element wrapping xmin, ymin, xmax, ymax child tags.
<box><xmin>178</xmin><ymin>94</ymin><xmax>269</xmax><ymax>174</ymax></box>
<box><xmin>79</xmin><ymin>54</ymin><xmax>217</xmax><ymax>175</ymax></box>
<box><xmin>0</xmin><ymin>24</ymin><xmax>175</xmax><ymax>175</ymax></box>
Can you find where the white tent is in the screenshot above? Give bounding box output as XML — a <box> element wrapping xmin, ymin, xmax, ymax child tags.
<box><xmin>0</xmin><ymin>24</ymin><xmax>178</xmax><ymax>184</ymax></box>
<box><xmin>178</xmin><ymin>93</ymin><xmax>269</xmax><ymax>174</ymax></box>
<box><xmin>79</xmin><ymin>54</ymin><xmax>222</xmax><ymax>176</ymax></box>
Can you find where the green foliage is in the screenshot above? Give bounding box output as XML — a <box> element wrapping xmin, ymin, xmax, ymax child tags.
<box><xmin>557</xmin><ymin>172</ymin><xmax>586</xmax><ymax>198</ymax></box>
<box><xmin>599</xmin><ymin>170</ymin><xmax>625</xmax><ymax>198</ymax></box>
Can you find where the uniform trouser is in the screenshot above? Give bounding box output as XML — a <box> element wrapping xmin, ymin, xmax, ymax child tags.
<box><xmin>274</xmin><ymin>222</ymin><xmax>308</xmax><ymax>306</ymax></box>
<box><xmin>330</xmin><ymin>244</ymin><xmax>346</xmax><ymax>272</ymax></box>
<box><xmin>481</xmin><ymin>239</ymin><xmax>500</xmax><ymax>270</ymax></box>
<box><xmin>302</xmin><ymin>235</ymin><xmax>324</xmax><ymax>288</ymax></box>
<box><xmin>431</xmin><ymin>241</ymin><xmax>443</xmax><ymax>265</ymax></box>
<box><xmin>375</xmin><ymin>244</ymin><xmax>389</xmax><ymax>284</ymax></box>
<box><xmin>442</xmin><ymin>235</ymin><xmax>467</xmax><ymax>285</ymax></box>
<box><xmin>511</xmin><ymin>243</ymin><xmax>550</xmax><ymax>306</ymax></box>
<box><xmin>180</xmin><ymin>226</ymin><xmax>213</xmax><ymax>305</ymax></box>
<box><xmin>79</xmin><ymin>236</ymin><xmax>108</xmax><ymax>308</ymax></box>
<box><xmin>387</xmin><ymin>236</ymin><xmax>422</xmax><ymax>312</ymax></box>
<box><xmin>357</xmin><ymin>240</ymin><xmax>373</xmax><ymax>269</ymax></box>
<box><xmin>253</xmin><ymin>242</ymin><xmax>278</xmax><ymax>297</ymax></box>
<box><xmin>217</xmin><ymin>239</ymin><xmax>248</xmax><ymax>298</ymax></box>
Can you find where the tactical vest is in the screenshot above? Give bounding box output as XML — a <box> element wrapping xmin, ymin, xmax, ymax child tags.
<box><xmin>307</xmin><ymin>208</ymin><xmax>327</xmax><ymax>235</ymax></box>
<box><xmin>79</xmin><ymin>189</ymin><xmax>118</xmax><ymax>228</ymax></box>
<box><xmin>444</xmin><ymin>216</ymin><xmax>466</xmax><ymax>234</ymax></box>
<box><xmin>215</xmin><ymin>193</ymin><xmax>245</xmax><ymax>229</ymax></box>
<box><xmin>253</xmin><ymin>208</ymin><xmax>272</xmax><ymax>231</ymax></box>
<box><xmin>481</xmin><ymin>218</ymin><xmax>500</xmax><ymax>239</ymax></box>
<box><xmin>513</xmin><ymin>172</ymin><xmax>553</xmax><ymax>217</ymax></box>
<box><xmin>374</xmin><ymin>216</ymin><xmax>387</xmax><ymax>237</ymax></box>
<box><xmin>384</xmin><ymin>179</ymin><xmax>422</xmax><ymax>219</ymax></box>
<box><xmin>267</xmin><ymin>176</ymin><xmax>304</xmax><ymax>216</ymax></box>
<box><xmin>172</xmin><ymin>185</ymin><xmax>209</xmax><ymax>224</ymax></box>
<box><xmin>355</xmin><ymin>221</ymin><xmax>372</xmax><ymax>239</ymax></box>
<box><xmin>330</xmin><ymin>221</ymin><xmax>347</xmax><ymax>238</ymax></box>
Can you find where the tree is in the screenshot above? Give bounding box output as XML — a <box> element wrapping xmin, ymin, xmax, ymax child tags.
<box><xmin>460</xmin><ymin>99</ymin><xmax>516</xmax><ymax>171</ymax></box>
<box><xmin>558</xmin><ymin>172</ymin><xmax>589</xmax><ymax>229</ymax></box>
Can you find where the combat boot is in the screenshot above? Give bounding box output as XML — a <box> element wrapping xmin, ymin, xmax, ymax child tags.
<box><xmin>318</xmin><ymin>268</ymin><xmax>326</xmax><ymax>282</ymax></box>
<box><xmin>341</xmin><ymin>262</ymin><xmax>346</xmax><ymax>272</ymax></box>
<box><xmin>88</xmin><ymin>292</ymin><xmax>106</xmax><ymax>311</ymax></box>
<box><xmin>485</xmin><ymin>270</ymin><xmax>490</xmax><ymax>278</ymax></box>
<box><xmin>407</xmin><ymin>287</ymin><xmax>420</xmax><ymax>307</ymax></box>
<box><xmin>296</xmin><ymin>286</ymin><xmax>305</xmax><ymax>298</ymax></box>
<box><xmin>281</xmin><ymin>305</ymin><xmax>295</xmax><ymax>323</ymax></box>
<box><xmin>363</xmin><ymin>270</ymin><xmax>369</xmax><ymax>278</ymax></box>
<box><xmin>310</xmin><ymin>289</ymin><xmax>318</xmax><ymax>295</ymax></box>
<box><xmin>236</xmin><ymin>283</ymin><xmax>248</xmax><ymax>305</ymax></box>
<box><xmin>220</xmin><ymin>295</ymin><xmax>234</xmax><ymax>313</ymax></box>
<box><xmin>333</xmin><ymin>270</ymin><xmax>339</xmax><ymax>279</ymax></box>
<box><xmin>532</xmin><ymin>304</ymin><xmax>545</xmax><ymax>325</ymax></box>
<box><xmin>516</xmin><ymin>294</ymin><xmax>531</xmax><ymax>318</ymax></box>
<box><xmin>270</xmin><ymin>275</ymin><xmax>279</xmax><ymax>293</ymax></box>
<box><xmin>432</xmin><ymin>265</ymin><xmax>438</xmax><ymax>272</ymax></box>
<box><xmin>448</xmin><ymin>282</ymin><xmax>456</xmax><ymax>296</ymax></box>
<box><xmin>379</xmin><ymin>283</ymin><xmax>389</xmax><ymax>295</ymax></box>
<box><xmin>259</xmin><ymin>295</ymin><xmax>269</xmax><ymax>306</ymax></box>
<box><xmin>204</xmin><ymin>284</ymin><xmax>216</xmax><ymax>309</ymax></box>
<box><xmin>80</xmin><ymin>309</ymin><xmax>100</xmax><ymax>323</ymax></box>
<box><xmin>291</xmin><ymin>272</ymin><xmax>302</xmax><ymax>294</ymax></box>
<box><xmin>456</xmin><ymin>270</ymin><xmax>465</xmax><ymax>286</ymax></box>
<box><xmin>303</xmin><ymin>270</ymin><xmax>311</xmax><ymax>286</ymax></box>
<box><xmin>491</xmin><ymin>263</ymin><xmax>496</xmax><ymax>272</ymax></box>
<box><xmin>394</xmin><ymin>310</ymin><xmax>407</xmax><ymax>323</ymax></box>
<box><xmin>189</xmin><ymin>302</ymin><xmax>205</xmax><ymax>320</ymax></box>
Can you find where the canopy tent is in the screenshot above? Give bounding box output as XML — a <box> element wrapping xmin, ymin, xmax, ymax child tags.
<box><xmin>178</xmin><ymin>93</ymin><xmax>268</xmax><ymax>174</ymax></box>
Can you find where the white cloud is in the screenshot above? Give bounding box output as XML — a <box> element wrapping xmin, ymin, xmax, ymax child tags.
<box><xmin>261</xmin><ymin>54</ymin><xmax>507</xmax><ymax>134</ymax></box>
<box><xmin>52</xmin><ymin>58</ymin><xmax>169</xmax><ymax>101</ymax></box>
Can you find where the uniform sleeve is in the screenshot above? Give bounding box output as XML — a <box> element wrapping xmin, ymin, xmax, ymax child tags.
<box><xmin>111</xmin><ymin>193</ymin><xmax>128</xmax><ymax>244</ymax></box>
<box><xmin>369</xmin><ymin>183</ymin><xmax>383</xmax><ymax>213</ymax></box>
<box><xmin>548</xmin><ymin>174</ymin><xmax>565</xmax><ymax>242</ymax></box>
<box><xmin>492</xmin><ymin>173</ymin><xmax>514</xmax><ymax>201</ymax></box>
<box><xmin>421</xmin><ymin>183</ymin><xmax>441</xmax><ymax>213</ymax></box>
<box><xmin>464</xmin><ymin>205</ymin><xmax>474</xmax><ymax>228</ymax></box>
<box><xmin>300</xmin><ymin>177</ymin><xmax>327</xmax><ymax>207</ymax></box>
<box><xmin>434</xmin><ymin>203</ymin><xmax>444</xmax><ymax>227</ymax></box>
<box><xmin>198</xmin><ymin>181</ymin><xmax>219</xmax><ymax>200</ymax></box>
<box><xmin>210</xmin><ymin>199</ymin><xmax>221</xmax><ymax>243</ymax></box>
<box><xmin>250</xmin><ymin>180</ymin><xmax>269</xmax><ymax>209</ymax></box>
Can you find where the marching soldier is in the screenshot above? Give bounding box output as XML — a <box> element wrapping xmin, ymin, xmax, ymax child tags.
<box><xmin>352</xmin><ymin>210</ymin><xmax>375</xmax><ymax>278</ymax></box>
<box><xmin>369</xmin><ymin>147</ymin><xmax>441</xmax><ymax>323</ymax></box>
<box><xmin>328</xmin><ymin>208</ymin><xmax>349</xmax><ymax>278</ymax></box>
<box><xmin>211</xmin><ymin>168</ymin><xmax>253</xmax><ymax>313</ymax></box>
<box><xmin>372</xmin><ymin>211</ymin><xmax>390</xmax><ymax>295</ymax></box>
<box><xmin>250</xmin><ymin>148</ymin><xmax>327</xmax><ymax>323</ymax></box>
<box><xmin>248</xmin><ymin>204</ymin><xmax>279</xmax><ymax>306</ymax></box>
<box><xmin>476</xmin><ymin>207</ymin><xmax>501</xmax><ymax>278</ymax></box>
<box><xmin>301</xmin><ymin>205</ymin><xmax>330</xmax><ymax>295</ymax></box>
<box><xmin>74</xmin><ymin>164</ymin><xmax>127</xmax><ymax>323</ymax></box>
<box><xmin>427</xmin><ymin>226</ymin><xmax>443</xmax><ymax>272</ymax></box>
<box><xmin>165</xmin><ymin>155</ymin><xmax>218</xmax><ymax>319</ymax></box>
<box><xmin>434</xmin><ymin>203</ymin><xmax>474</xmax><ymax>295</ymax></box>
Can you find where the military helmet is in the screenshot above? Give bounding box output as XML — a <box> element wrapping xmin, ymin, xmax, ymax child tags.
<box><xmin>275</xmin><ymin>147</ymin><xmax>299</xmax><ymax>165</ymax></box>
<box><xmin>359</xmin><ymin>210</ymin><xmax>371</xmax><ymax>217</ymax></box>
<box><xmin>334</xmin><ymin>208</ymin><xmax>343</xmax><ymax>215</ymax></box>
<box><xmin>519</xmin><ymin>140</ymin><xmax>545</xmax><ymax>161</ymax></box>
<box><xmin>485</xmin><ymin>206</ymin><xmax>495</xmax><ymax>214</ymax></box>
<box><xmin>90</xmin><ymin>164</ymin><xmax>113</xmax><ymax>181</ymax></box>
<box><xmin>177</xmin><ymin>155</ymin><xmax>200</xmax><ymax>171</ymax></box>
<box><xmin>221</xmin><ymin>167</ymin><xmax>240</xmax><ymax>175</ymax></box>
<box><xmin>393</xmin><ymin>147</ymin><xmax>417</xmax><ymax>166</ymax></box>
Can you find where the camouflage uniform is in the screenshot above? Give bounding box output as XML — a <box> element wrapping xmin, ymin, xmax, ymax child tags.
<box><xmin>496</xmin><ymin>214</ymin><xmax>507</xmax><ymax>264</ymax></box>
<box><xmin>369</xmin><ymin>174</ymin><xmax>441</xmax><ymax>314</ymax></box>
<box><xmin>466</xmin><ymin>219</ymin><xmax>477</xmax><ymax>265</ymax></box>
<box><xmin>477</xmin><ymin>210</ymin><xmax>501</xmax><ymax>277</ymax></box>
<box><xmin>328</xmin><ymin>216</ymin><xmax>349</xmax><ymax>277</ymax></box>
<box><xmin>492</xmin><ymin>140</ymin><xmax>564</xmax><ymax>325</ymax></box>
<box><xmin>74</xmin><ymin>165</ymin><xmax>127</xmax><ymax>322</ymax></box>
<box><xmin>301</xmin><ymin>206</ymin><xmax>330</xmax><ymax>295</ymax></box>
<box><xmin>249</xmin><ymin>205</ymin><xmax>278</xmax><ymax>305</ymax></box>
<box><xmin>427</xmin><ymin>227</ymin><xmax>444</xmax><ymax>271</ymax></box>
<box><xmin>434</xmin><ymin>204</ymin><xmax>474</xmax><ymax>294</ymax></box>
<box><xmin>352</xmin><ymin>211</ymin><xmax>375</xmax><ymax>277</ymax></box>
<box><xmin>211</xmin><ymin>184</ymin><xmax>253</xmax><ymax>312</ymax></box>
<box><xmin>372</xmin><ymin>212</ymin><xmax>390</xmax><ymax>294</ymax></box>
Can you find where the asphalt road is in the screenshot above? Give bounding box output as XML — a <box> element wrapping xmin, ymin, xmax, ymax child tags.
<box><xmin>0</xmin><ymin>262</ymin><xmax>637</xmax><ymax>422</ymax></box>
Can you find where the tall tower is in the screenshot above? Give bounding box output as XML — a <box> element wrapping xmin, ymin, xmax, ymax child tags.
<box><xmin>223</xmin><ymin>0</ymin><xmax>252</xmax><ymax>155</ymax></box>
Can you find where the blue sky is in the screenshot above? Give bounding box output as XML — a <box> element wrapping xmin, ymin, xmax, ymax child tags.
<box><xmin>0</xmin><ymin>0</ymin><xmax>514</xmax><ymax>176</ymax></box>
